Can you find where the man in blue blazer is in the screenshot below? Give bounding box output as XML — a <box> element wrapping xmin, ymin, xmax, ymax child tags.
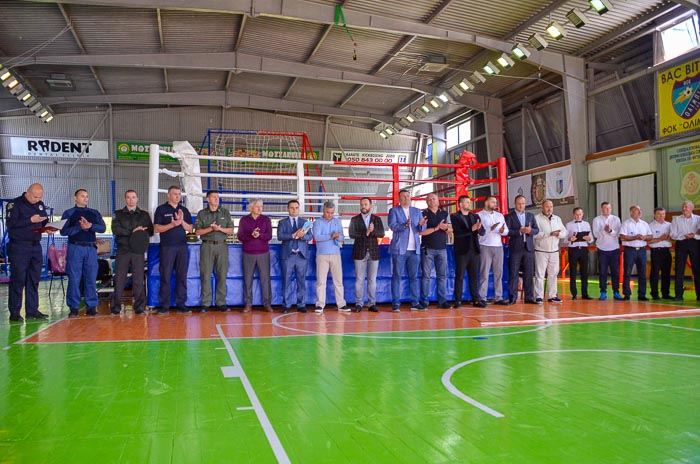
<box><xmin>505</xmin><ymin>194</ymin><xmax>539</xmax><ymax>304</ymax></box>
<box><xmin>388</xmin><ymin>189</ymin><xmax>428</xmax><ymax>312</ymax></box>
<box><xmin>277</xmin><ymin>200</ymin><xmax>313</xmax><ymax>313</ymax></box>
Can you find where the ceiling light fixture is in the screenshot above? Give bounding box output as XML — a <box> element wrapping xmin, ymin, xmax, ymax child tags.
<box><xmin>379</xmin><ymin>131</ymin><xmax>388</xmax><ymax>139</ymax></box>
<box><xmin>496</xmin><ymin>53</ymin><xmax>515</xmax><ymax>69</ymax></box>
<box><xmin>566</xmin><ymin>8</ymin><xmax>589</xmax><ymax>28</ymax></box>
<box><xmin>420</xmin><ymin>104</ymin><xmax>431</xmax><ymax>114</ymax></box>
<box><xmin>405</xmin><ymin>114</ymin><xmax>416</xmax><ymax>124</ymax></box>
<box><xmin>438</xmin><ymin>93</ymin><xmax>449</xmax><ymax>103</ymax></box>
<box><xmin>511</xmin><ymin>43</ymin><xmax>531</xmax><ymax>60</ymax></box>
<box><xmin>589</xmin><ymin>0</ymin><xmax>613</xmax><ymax>14</ymax></box>
<box><xmin>458</xmin><ymin>78</ymin><xmax>475</xmax><ymax>91</ymax></box>
<box><xmin>483</xmin><ymin>61</ymin><xmax>500</xmax><ymax>75</ymax></box>
<box><xmin>429</xmin><ymin>97</ymin><xmax>442</xmax><ymax>109</ymax></box>
<box><xmin>528</xmin><ymin>32</ymin><xmax>549</xmax><ymax>50</ymax></box>
<box><xmin>546</xmin><ymin>21</ymin><xmax>566</xmax><ymax>40</ymax></box>
<box><xmin>471</xmin><ymin>71</ymin><xmax>487</xmax><ymax>84</ymax></box>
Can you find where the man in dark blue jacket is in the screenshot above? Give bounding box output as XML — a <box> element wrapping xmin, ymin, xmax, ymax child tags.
<box><xmin>60</xmin><ymin>189</ymin><xmax>106</xmax><ymax>317</ymax></box>
<box><xmin>505</xmin><ymin>194</ymin><xmax>539</xmax><ymax>304</ymax></box>
<box><xmin>450</xmin><ymin>195</ymin><xmax>484</xmax><ymax>308</ymax></box>
<box><xmin>6</xmin><ymin>183</ymin><xmax>52</xmax><ymax>322</ymax></box>
<box><xmin>277</xmin><ymin>200</ymin><xmax>313</xmax><ymax>313</ymax></box>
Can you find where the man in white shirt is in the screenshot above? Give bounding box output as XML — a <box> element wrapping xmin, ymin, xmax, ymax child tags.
<box><xmin>592</xmin><ymin>201</ymin><xmax>623</xmax><ymax>301</ymax></box>
<box><xmin>565</xmin><ymin>207</ymin><xmax>594</xmax><ymax>300</ymax></box>
<box><xmin>534</xmin><ymin>200</ymin><xmax>566</xmax><ymax>303</ymax></box>
<box><xmin>477</xmin><ymin>196</ymin><xmax>509</xmax><ymax>307</ymax></box>
<box><xmin>648</xmin><ymin>207</ymin><xmax>673</xmax><ymax>300</ymax></box>
<box><xmin>670</xmin><ymin>200</ymin><xmax>700</xmax><ymax>301</ymax></box>
<box><xmin>619</xmin><ymin>205</ymin><xmax>652</xmax><ymax>301</ymax></box>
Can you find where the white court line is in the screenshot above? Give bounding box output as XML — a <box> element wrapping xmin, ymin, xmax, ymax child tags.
<box><xmin>480</xmin><ymin>308</ymin><xmax>700</xmax><ymax>327</ymax></box>
<box><xmin>270</xmin><ymin>308</ymin><xmax>552</xmax><ymax>340</ymax></box>
<box><xmin>215</xmin><ymin>324</ymin><xmax>290</xmax><ymax>464</ymax></box>
<box><xmin>14</xmin><ymin>317</ymin><xmax>69</xmax><ymax>344</ymax></box>
<box><xmin>442</xmin><ymin>349</ymin><xmax>700</xmax><ymax>418</ymax></box>
<box><xmin>566</xmin><ymin>310</ymin><xmax>700</xmax><ymax>332</ymax></box>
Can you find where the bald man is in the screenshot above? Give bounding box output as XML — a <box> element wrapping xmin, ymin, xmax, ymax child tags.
<box><xmin>6</xmin><ymin>183</ymin><xmax>52</xmax><ymax>322</ymax></box>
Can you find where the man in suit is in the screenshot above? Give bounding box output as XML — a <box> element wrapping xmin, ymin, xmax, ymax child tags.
<box><xmin>348</xmin><ymin>197</ymin><xmax>385</xmax><ymax>312</ymax></box>
<box><xmin>505</xmin><ymin>194</ymin><xmax>539</xmax><ymax>304</ymax></box>
<box><xmin>388</xmin><ymin>189</ymin><xmax>428</xmax><ymax>312</ymax></box>
<box><xmin>565</xmin><ymin>207</ymin><xmax>594</xmax><ymax>300</ymax></box>
<box><xmin>277</xmin><ymin>199</ymin><xmax>313</xmax><ymax>313</ymax></box>
<box><xmin>450</xmin><ymin>195</ymin><xmax>484</xmax><ymax>308</ymax></box>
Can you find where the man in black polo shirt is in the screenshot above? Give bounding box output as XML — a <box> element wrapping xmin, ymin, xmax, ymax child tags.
<box><xmin>419</xmin><ymin>192</ymin><xmax>452</xmax><ymax>309</ymax></box>
<box><xmin>450</xmin><ymin>195</ymin><xmax>484</xmax><ymax>308</ymax></box>
<box><xmin>348</xmin><ymin>197</ymin><xmax>385</xmax><ymax>312</ymax></box>
<box><xmin>60</xmin><ymin>189</ymin><xmax>106</xmax><ymax>317</ymax></box>
<box><xmin>154</xmin><ymin>185</ymin><xmax>193</xmax><ymax>314</ymax></box>
<box><xmin>111</xmin><ymin>189</ymin><xmax>153</xmax><ymax>315</ymax></box>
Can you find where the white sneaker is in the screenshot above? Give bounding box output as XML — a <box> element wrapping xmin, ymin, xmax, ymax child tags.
<box><xmin>314</xmin><ymin>306</ymin><xmax>324</xmax><ymax>314</ymax></box>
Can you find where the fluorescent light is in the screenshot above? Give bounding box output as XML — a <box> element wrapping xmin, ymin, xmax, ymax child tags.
<box><xmin>23</xmin><ymin>96</ymin><xmax>37</xmax><ymax>107</ymax></box>
<box><xmin>496</xmin><ymin>53</ymin><xmax>515</xmax><ymax>69</ymax></box>
<box><xmin>420</xmin><ymin>104</ymin><xmax>431</xmax><ymax>114</ymax></box>
<box><xmin>385</xmin><ymin>126</ymin><xmax>395</xmax><ymax>135</ymax></box>
<box><xmin>589</xmin><ymin>0</ymin><xmax>612</xmax><ymax>14</ymax></box>
<box><xmin>412</xmin><ymin>109</ymin><xmax>424</xmax><ymax>120</ymax></box>
<box><xmin>511</xmin><ymin>43</ymin><xmax>531</xmax><ymax>60</ymax></box>
<box><xmin>18</xmin><ymin>90</ymin><xmax>32</xmax><ymax>101</ymax></box>
<box><xmin>405</xmin><ymin>114</ymin><xmax>416</xmax><ymax>123</ymax></box>
<box><xmin>458</xmin><ymin>78</ymin><xmax>474</xmax><ymax>91</ymax></box>
<box><xmin>39</xmin><ymin>110</ymin><xmax>49</xmax><ymax>118</ymax></box>
<box><xmin>29</xmin><ymin>102</ymin><xmax>42</xmax><ymax>112</ymax></box>
<box><xmin>379</xmin><ymin>131</ymin><xmax>388</xmax><ymax>139</ymax></box>
<box><xmin>9</xmin><ymin>83</ymin><xmax>24</xmax><ymax>96</ymax></box>
<box><xmin>429</xmin><ymin>98</ymin><xmax>441</xmax><ymax>108</ymax></box>
<box><xmin>0</xmin><ymin>71</ymin><xmax>11</xmax><ymax>81</ymax></box>
<box><xmin>2</xmin><ymin>78</ymin><xmax>19</xmax><ymax>89</ymax></box>
<box><xmin>483</xmin><ymin>61</ymin><xmax>500</xmax><ymax>75</ymax></box>
<box><xmin>471</xmin><ymin>71</ymin><xmax>487</xmax><ymax>84</ymax></box>
<box><xmin>546</xmin><ymin>21</ymin><xmax>566</xmax><ymax>40</ymax></box>
<box><xmin>449</xmin><ymin>84</ymin><xmax>464</xmax><ymax>97</ymax></box>
<box><xmin>438</xmin><ymin>93</ymin><xmax>449</xmax><ymax>103</ymax></box>
<box><xmin>42</xmin><ymin>113</ymin><xmax>53</xmax><ymax>123</ymax></box>
<box><xmin>528</xmin><ymin>33</ymin><xmax>549</xmax><ymax>50</ymax></box>
<box><xmin>566</xmin><ymin>8</ymin><xmax>589</xmax><ymax>28</ymax></box>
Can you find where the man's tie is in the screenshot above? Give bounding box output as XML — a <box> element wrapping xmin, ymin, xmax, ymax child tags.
<box><xmin>292</xmin><ymin>218</ymin><xmax>298</xmax><ymax>251</ymax></box>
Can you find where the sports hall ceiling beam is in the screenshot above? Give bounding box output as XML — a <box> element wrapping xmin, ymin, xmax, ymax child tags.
<box><xmin>155</xmin><ymin>8</ymin><xmax>169</xmax><ymax>92</ymax></box>
<box><xmin>40</xmin><ymin>90</ymin><xmax>433</xmax><ymax>133</ymax></box>
<box><xmin>56</xmin><ymin>3</ymin><xmax>107</xmax><ymax>95</ymax></box>
<box><xmin>226</xmin><ymin>14</ymin><xmax>248</xmax><ymax>90</ymax></box>
<box><xmin>27</xmin><ymin>0</ymin><xmax>572</xmax><ymax>76</ymax></box>
<box><xmin>7</xmin><ymin>51</ymin><xmax>442</xmax><ymax>95</ymax></box>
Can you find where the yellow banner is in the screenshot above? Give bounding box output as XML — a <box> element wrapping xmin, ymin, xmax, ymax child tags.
<box><xmin>657</xmin><ymin>56</ymin><xmax>700</xmax><ymax>138</ymax></box>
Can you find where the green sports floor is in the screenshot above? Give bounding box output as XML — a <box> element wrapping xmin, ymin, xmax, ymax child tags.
<box><xmin>1</xmin><ymin>280</ymin><xmax>699</xmax><ymax>463</ymax></box>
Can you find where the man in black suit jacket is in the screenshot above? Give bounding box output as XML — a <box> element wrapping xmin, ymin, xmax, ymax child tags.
<box><xmin>349</xmin><ymin>197</ymin><xmax>385</xmax><ymax>312</ymax></box>
<box><xmin>505</xmin><ymin>194</ymin><xmax>539</xmax><ymax>304</ymax></box>
<box><xmin>450</xmin><ymin>196</ymin><xmax>485</xmax><ymax>307</ymax></box>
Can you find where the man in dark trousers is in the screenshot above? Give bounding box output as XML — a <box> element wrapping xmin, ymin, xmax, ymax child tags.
<box><xmin>6</xmin><ymin>183</ymin><xmax>52</xmax><ymax>322</ymax></box>
<box><xmin>154</xmin><ymin>185</ymin><xmax>193</xmax><ymax>314</ymax></box>
<box><xmin>60</xmin><ymin>188</ymin><xmax>106</xmax><ymax>317</ymax></box>
<box><xmin>565</xmin><ymin>207</ymin><xmax>594</xmax><ymax>300</ymax></box>
<box><xmin>348</xmin><ymin>197</ymin><xmax>385</xmax><ymax>312</ymax></box>
<box><xmin>277</xmin><ymin>200</ymin><xmax>313</xmax><ymax>313</ymax></box>
<box><xmin>450</xmin><ymin>195</ymin><xmax>484</xmax><ymax>308</ymax></box>
<box><xmin>505</xmin><ymin>194</ymin><xmax>539</xmax><ymax>304</ymax></box>
<box><xmin>111</xmin><ymin>189</ymin><xmax>153</xmax><ymax>315</ymax></box>
<box><xmin>419</xmin><ymin>192</ymin><xmax>452</xmax><ymax>309</ymax></box>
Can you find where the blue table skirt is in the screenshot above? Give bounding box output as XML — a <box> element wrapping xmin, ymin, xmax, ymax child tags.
<box><xmin>147</xmin><ymin>244</ymin><xmax>509</xmax><ymax>307</ymax></box>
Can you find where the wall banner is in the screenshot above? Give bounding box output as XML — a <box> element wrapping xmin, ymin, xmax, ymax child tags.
<box><xmin>666</xmin><ymin>141</ymin><xmax>700</xmax><ymax>207</ymax></box>
<box><xmin>657</xmin><ymin>56</ymin><xmax>700</xmax><ymax>138</ymax></box>
<box><xmin>331</xmin><ymin>150</ymin><xmax>409</xmax><ymax>164</ymax></box>
<box><xmin>546</xmin><ymin>165</ymin><xmax>575</xmax><ymax>200</ymax></box>
<box><xmin>12</xmin><ymin>137</ymin><xmax>108</xmax><ymax>159</ymax></box>
<box><xmin>507</xmin><ymin>174</ymin><xmax>532</xmax><ymax>207</ymax></box>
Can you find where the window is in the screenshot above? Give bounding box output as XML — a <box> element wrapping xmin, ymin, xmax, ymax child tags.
<box><xmin>657</xmin><ymin>14</ymin><xmax>700</xmax><ymax>64</ymax></box>
<box><xmin>446</xmin><ymin>119</ymin><xmax>473</xmax><ymax>149</ymax></box>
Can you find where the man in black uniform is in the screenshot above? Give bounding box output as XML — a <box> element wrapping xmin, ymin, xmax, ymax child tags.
<box><xmin>450</xmin><ymin>195</ymin><xmax>484</xmax><ymax>307</ymax></box>
<box><xmin>111</xmin><ymin>190</ymin><xmax>153</xmax><ymax>315</ymax></box>
<box><xmin>6</xmin><ymin>183</ymin><xmax>52</xmax><ymax>322</ymax></box>
<box><xmin>154</xmin><ymin>185</ymin><xmax>193</xmax><ymax>314</ymax></box>
<box><xmin>418</xmin><ymin>192</ymin><xmax>452</xmax><ymax>309</ymax></box>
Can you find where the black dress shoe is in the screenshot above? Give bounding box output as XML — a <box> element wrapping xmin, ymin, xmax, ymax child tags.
<box><xmin>69</xmin><ymin>308</ymin><xmax>80</xmax><ymax>317</ymax></box>
<box><xmin>581</xmin><ymin>296</ymin><xmax>593</xmax><ymax>300</ymax></box>
<box><xmin>508</xmin><ymin>298</ymin><xmax>517</xmax><ymax>305</ymax></box>
<box><xmin>638</xmin><ymin>296</ymin><xmax>649</xmax><ymax>301</ymax></box>
<box><xmin>454</xmin><ymin>301</ymin><xmax>462</xmax><ymax>308</ymax></box>
<box><xmin>368</xmin><ymin>305</ymin><xmax>379</xmax><ymax>313</ymax></box>
<box><xmin>9</xmin><ymin>315</ymin><xmax>24</xmax><ymax>322</ymax></box>
<box><xmin>524</xmin><ymin>299</ymin><xmax>538</xmax><ymax>304</ymax></box>
<box><xmin>474</xmin><ymin>300</ymin><xmax>487</xmax><ymax>308</ymax></box>
<box><xmin>622</xmin><ymin>295</ymin><xmax>630</xmax><ymax>301</ymax></box>
<box><xmin>571</xmin><ymin>295</ymin><xmax>577</xmax><ymax>300</ymax></box>
<box><xmin>27</xmin><ymin>311</ymin><xmax>49</xmax><ymax>319</ymax></box>
<box><xmin>282</xmin><ymin>307</ymin><xmax>291</xmax><ymax>314</ymax></box>
<box><xmin>134</xmin><ymin>309</ymin><xmax>145</xmax><ymax>315</ymax></box>
<box><xmin>85</xmin><ymin>308</ymin><xmax>97</xmax><ymax>316</ymax></box>
<box><xmin>298</xmin><ymin>306</ymin><xmax>308</xmax><ymax>313</ymax></box>
<box><xmin>353</xmin><ymin>305</ymin><xmax>363</xmax><ymax>313</ymax></box>
<box><xmin>438</xmin><ymin>303</ymin><xmax>453</xmax><ymax>309</ymax></box>
<box><xmin>176</xmin><ymin>306</ymin><xmax>192</xmax><ymax>314</ymax></box>
<box><xmin>495</xmin><ymin>299</ymin><xmax>509</xmax><ymax>306</ymax></box>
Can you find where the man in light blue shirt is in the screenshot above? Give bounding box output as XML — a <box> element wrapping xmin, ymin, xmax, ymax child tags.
<box><xmin>312</xmin><ymin>201</ymin><xmax>349</xmax><ymax>314</ymax></box>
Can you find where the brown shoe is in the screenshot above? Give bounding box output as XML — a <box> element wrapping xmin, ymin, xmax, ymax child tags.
<box><xmin>243</xmin><ymin>305</ymin><xmax>252</xmax><ymax>313</ymax></box>
<box><xmin>264</xmin><ymin>305</ymin><xmax>274</xmax><ymax>313</ymax></box>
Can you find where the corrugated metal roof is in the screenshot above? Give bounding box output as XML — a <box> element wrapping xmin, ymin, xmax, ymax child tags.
<box><xmin>95</xmin><ymin>67</ymin><xmax>165</xmax><ymax>94</ymax></box>
<box><xmin>160</xmin><ymin>10</ymin><xmax>240</xmax><ymax>53</ymax></box>
<box><xmin>66</xmin><ymin>5</ymin><xmax>161</xmax><ymax>54</ymax></box>
<box><xmin>342</xmin><ymin>86</ymin><xmax>415</xmax><ymax>112</ymax></box>
<box><xmin>287</xmin><ymin>78</ymin><xmax>356</xmax><ymax>107</ymax></box>
<box><xmin>228</xmin><ymin>72</ymin><xmax>294</xmax><ymax>99</ymax></box>
<box><xmin>167</xmin><ymin>69</ymin><xmax>228</xmax><ymax>92</ymax></box>
<box><xmin>430</xmin><ymin>0</ymin><xmax>552</xmax><ymax>37</ymax></box>
<box><xmin>343</xmin><ymin>0</ymin><xmax>440</xmax><ymax>23</ymax></box>
<box><xmin>0</xmin><ymin>1</ymin><xmax>81</xmax><ymax>56</ymax></box>
<box><xmin>310</xmin><ymin>27</ymin><xmax>405</xmax><ymax>73</ymax></box>
<box><xmin>238</xmin><ymin>16</ymin><xmax>323</xmax><ymax>62</ymax></box>
<box><xmin>20</xmin><ymin>64</ymin><xmax>103</xmax><ymax>96</ymax></box>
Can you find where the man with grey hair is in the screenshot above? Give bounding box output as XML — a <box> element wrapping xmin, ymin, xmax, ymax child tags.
<box><xmin>312</xmin><ymin>200</ymin><xmax>349</xmax><ymax>314</ymax></box>
<box><xmin>670</xmin><ymin>200</ymin><xmax>700</xmax><ymax>301</ymax></box>
<box><xmin>237</xmin><ymin>198</ymin><xmax>273</xmax><ymax>313</ymax></box>
<box><xmin>619</xmin><ymin>204</ymin><xmax>652</xmax><ymax>301</ymax></box>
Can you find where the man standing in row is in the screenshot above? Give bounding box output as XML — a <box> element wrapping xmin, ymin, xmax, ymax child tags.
<box><xmin>349</xmin><ymin>197</ymin><xmax>385</xmax><ymax>313</ymax></box>
<box><xmin>111</xmin><ymin>189</ymin><xmax>153</xmax><ymax>315</ymax></box>
<box><xmin>154</xmin><ymin>185</ymin><xmax>193</xmax><ymax>314</ymax></box>
<box><xmin>648</xmin><ymin>207</ymin><xmax>673</xmax><ymax>300</ymax></box>
<box><xmin>565</xmin><ymin>207</ymin><xmax>593</xmax><ymax>300</ymax></box>
<box><xmin>388</xmin><ymin>189</ymin><xmax>426</xmax><ymax>312</ymax></box>
<box><xmin>61</xmin><ymin>189</ymin><xmax>106</xmax><ymax>317</ymax></box>
<box><xmin>593</xmin><ymin>201</ymin><xmax>623</xmax><ymax>301</ymax></box>
<box><xmin>237</xmin><ymin>199</ymin><xmax>273</xmax><ymax>313</ymax></box>
<box><xmin>619</xmin><ymin>205</ymin><xmax>652</xmax><ymax>301</ymax></box>
<box><xmin>6</xmin><ymin>183</ymin><xmax>51</xmax><ymax>322</ymax></box>
<box><xmin>313</xmin><ymin>201</ymin><xmax>349</xmax><ymax>313</ymax></box>
<box><xmin>450</xmin><ymin>196</ymin><xmax>483</xmax><ymax>307</ymax></box>
<box><xmin>534</xmin><ymin>199</ymin><xmax>566</xmax><ymax>304</ymax></box>
<box><xmin>277</xmin><ymin>200</ymin><xmax>312</xmax><ymax>314</ymax></box>
<box><xmin>670</xmin><ymin>200</ymin><xmax>700</xmax><ymax>301</ymax></box>
<box><xmin>196</xmin><ymin>190</ymin><xmax>234</xmax><ymax>312</ymax></box>
<box><xmin>505</xmin><ymin>194</ymin><xmax>538</xmax><ymax>305</ymax></box>
<box><xmin>477</xmin><ymin>196</ymin><xmax>509</xmax><ymax>307</ymax></box>
<box><xmin>419</xmin><ymin>193</ymin><xmax>452</xmax><ymax>309</ymax></box>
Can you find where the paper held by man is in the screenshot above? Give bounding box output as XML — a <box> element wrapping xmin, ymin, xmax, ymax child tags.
<box><xmin>33</xmin><ymin>219</ymin><xmax>66</xmax><ymax>233</ymax></box>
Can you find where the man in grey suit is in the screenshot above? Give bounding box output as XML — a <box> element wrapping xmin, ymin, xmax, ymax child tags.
<box><xmin>277</xmin><ymin>200</ymin><xmax>312</xmax><ymax>313</ymax></box>
<box><xmin>505</xmin><ymin>194</ymin><xmax>539</xmax><ymax>304</ymax></box>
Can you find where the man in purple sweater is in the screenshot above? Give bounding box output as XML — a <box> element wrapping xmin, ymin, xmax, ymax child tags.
<box><xmin>237</xmin><ymin>199</ymin><xmax>273</xmax><ymax>313</ymax></box>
